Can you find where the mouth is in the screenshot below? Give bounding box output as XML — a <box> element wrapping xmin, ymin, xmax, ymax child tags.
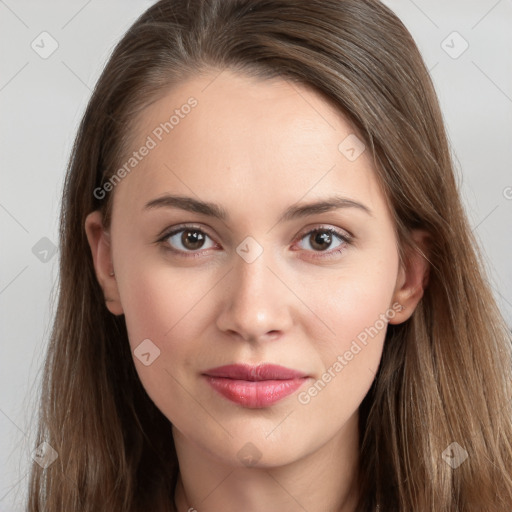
<box><xmin>202</xmin><ymin>363</ymin><xmax>310</xmax><ymax>408</ymax></box>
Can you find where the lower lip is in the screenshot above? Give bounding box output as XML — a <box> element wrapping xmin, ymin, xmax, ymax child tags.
<box><xmin>204</xmin><ymin>376</ymin><xmax>308</xmax><ymax>408</ymax></box>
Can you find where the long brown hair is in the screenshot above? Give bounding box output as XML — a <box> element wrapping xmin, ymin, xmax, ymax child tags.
<box><xmin>28</xmin><ymin>0</ymin><xmax>512</xmax><ymax>510</ymax></box>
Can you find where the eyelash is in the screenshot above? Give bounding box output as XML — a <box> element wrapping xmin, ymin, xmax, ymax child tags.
<box><xmin>156</xmin><ymin>224</ymin><xmax>353</xmax><ymax>260</ymax></box>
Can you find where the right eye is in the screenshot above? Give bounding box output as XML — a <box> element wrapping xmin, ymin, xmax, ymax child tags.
<box><xmin>157</xmin><ymin>225</ymin><xmax>219</xmax><ymax>257</ymax></box>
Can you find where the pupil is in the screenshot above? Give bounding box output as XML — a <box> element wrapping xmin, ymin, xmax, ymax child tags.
<box><xmin>311</xmin><ymin>231</ymin><xmax>331</xmax><ymax>251</ymax></box>
<box><xmin>182</xmin><ymin>230</ymin><xmax>204</xmax><ymax>250</ymax></box>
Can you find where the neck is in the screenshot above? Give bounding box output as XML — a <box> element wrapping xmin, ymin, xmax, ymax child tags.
<box><xmin>172</xmin><ymin>412</ymin><xmax>360</xmax><ymax>512</ymax></box>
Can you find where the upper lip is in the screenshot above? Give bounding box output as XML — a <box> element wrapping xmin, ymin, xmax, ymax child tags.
<box><xmin>202</xmin><ymin>363</ymin><xmax>308</xmax><ymax>381</ymax></box>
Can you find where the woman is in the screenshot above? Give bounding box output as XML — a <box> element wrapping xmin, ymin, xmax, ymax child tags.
<box><xmin>27</xmin><ymin>0</ymin><xmax>512</xmax><ymax>510</ymax></box>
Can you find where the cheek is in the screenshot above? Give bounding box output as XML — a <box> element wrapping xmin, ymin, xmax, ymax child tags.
<box><xmin>117</xmin><ymin>274</ymin><xmax>220</xmax><ymax>434</ymax></box>
<box><xmin>300</xmin><ymin>249</ymin><xmax>398</xmax><ymax>406</ymax></box>
<box><xmin>115</xmin><ymin>264</ymin><xmax>211</xmax><ymax>404</ymax></box>
<box><xmin>317</xmin><ymin>287</ymin><xmax>390</xmax><ymax>374</ymax></box>
<box><xmin>312</xmin><ymin>253</ymin><xmax>398</xmax><ymax>350</ymax></box>
<box><xmin>326</xmin><ymin>274</ymin><xmax>393</xmax><ymax>348</ymax></box>
<box><xmin>294</xmin><ymin>288</ymin><xmax>392</xmax><ymax>426</ymax></box>
<box><xmin>118</xmin><ymin>259</ymin><xmax>209</xmax><ymax>347</ymax></box>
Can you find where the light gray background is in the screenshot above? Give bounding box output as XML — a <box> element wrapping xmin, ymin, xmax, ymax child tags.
<box><xmin>1</xmin><ymin>1</ymin><xmax>511</xmax><ymax>509</ymax></box>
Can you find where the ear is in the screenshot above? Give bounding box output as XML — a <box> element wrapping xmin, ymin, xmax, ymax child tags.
<box><xmin>388</xmin><ymin>229</ymin><xmax>430</xmax><ymax>325</ymax></box>
<box><xmin>84</xmin><ymin>210</ymin><xmax>124</xmax><ymax>316</ymax></box>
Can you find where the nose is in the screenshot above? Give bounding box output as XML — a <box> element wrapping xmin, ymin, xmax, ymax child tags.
<box><xmin>215</xmin><ymin>248</ymin><xmax>294</xmax><ymax>344</ymax></box>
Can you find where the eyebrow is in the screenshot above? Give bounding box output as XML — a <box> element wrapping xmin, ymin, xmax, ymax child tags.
<box><xmin>143</xmin><ymin>194</ymin><xmax>373</xmax><ymax>222</ymax></box>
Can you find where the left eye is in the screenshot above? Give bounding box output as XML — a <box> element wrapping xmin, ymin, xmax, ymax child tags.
<box><xmin>295</xmin><ymin>227</ymin><xmax>349</xmax><ymax>254</ymax></box>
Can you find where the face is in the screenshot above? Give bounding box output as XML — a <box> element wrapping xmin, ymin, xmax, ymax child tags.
<box><xmin>86</xmin><ymin>69</ymin><xmax>426</xmax><ymax>469</ymax></box>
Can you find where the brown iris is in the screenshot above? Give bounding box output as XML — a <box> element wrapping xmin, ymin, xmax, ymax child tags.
<box><xmin>180</xmin><ymin>229</ymin><xmax>206</xmax><ymax>250</ymax></box>
<box><xmin>308</xmin><ymin>230</ymin><xmax>333</xmax><ymax>251</ymax></box>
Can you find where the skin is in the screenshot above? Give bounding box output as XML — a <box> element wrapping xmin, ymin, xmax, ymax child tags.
<box><xmin>85</xmin><ymin>69</ymin><xmax>429</xmax><ymax>512</ymax></box>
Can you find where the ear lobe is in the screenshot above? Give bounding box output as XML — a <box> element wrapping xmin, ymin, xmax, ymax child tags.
<box><xmin>84</xmin><ymin>210</ymin><xmax>124</xmax><ymax>316</ymax></box>
<box><xmin>388</xmin><ymin>229</ymin><xmax>431</xmax><ymax>325</ymax></box>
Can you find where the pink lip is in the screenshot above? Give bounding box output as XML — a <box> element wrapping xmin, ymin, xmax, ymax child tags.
<box><xmin>202</xmin><ymin>364</ymin><xmax>309</xmax><ymax>408</ymax></box>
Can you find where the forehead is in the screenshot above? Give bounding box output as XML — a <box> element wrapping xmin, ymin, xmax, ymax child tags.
<box><xmin>112</xmin><ymin>69</ymin><xmax>386</xmax><ymax>221</ymax></box>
